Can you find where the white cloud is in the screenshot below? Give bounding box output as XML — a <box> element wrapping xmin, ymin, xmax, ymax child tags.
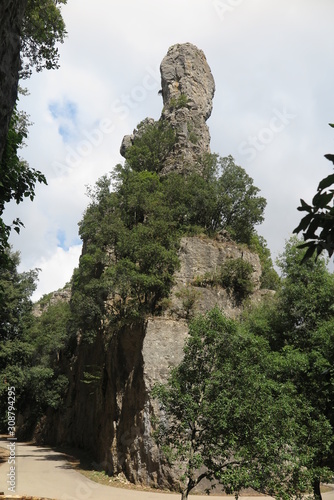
<box><xmin>6</xmin><ymin>0</ymin><xmax>334</xmax><ymax>300</ymax></box>
<box><xmin>30</xmin><ymin>245</ymin><xmax>82</xmax><ymax>302</ymax></box>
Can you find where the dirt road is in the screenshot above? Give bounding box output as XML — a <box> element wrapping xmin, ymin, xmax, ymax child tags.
<box><xmin>0</xmin><ymin>441</ymin><xmax>333</xmax><ymax>500</ymax></box>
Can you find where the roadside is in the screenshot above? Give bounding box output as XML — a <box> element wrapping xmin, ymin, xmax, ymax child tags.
<box><xmin>0</xmin><ymin>441</ymin><xmax>333</xmax><ymax>500</ymax></box>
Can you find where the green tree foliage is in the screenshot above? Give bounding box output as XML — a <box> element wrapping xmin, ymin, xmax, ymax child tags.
<box><xmin>0</xmin><ymin>105</ymin><xmax>47</xmax><ymax>267</ymax></box>
<box><xmin>153</xmin><ymin>308</ymin><xmax>318</xmax><ymax>500</ymax></box>
<box><xmin>243</xmin><ymin>237</ymin><xmax>334</xmax><ymax>499</ymax></box>
<box><xmin>294</xmin><ymin>123</ymin><xmax>334</xmax><ymax>261</ymax></box>
<box><xmin>72</xmin><ymin>143</ymin><xmax>269</xmax><ymax>342</ymax></box>
<box><xmin>217</xmin><ymin>155</ymin><xmax>266</xmax><ymax>244</ymax></box>
<box><xmin>72</xmin><ymin>169</ymin><xmax>182</xmax><ymax>342</ymax></box>
<box><xmin>0</xmin><ymin>251</ymin><xmax>38</xmax><ymax>341</ymax></box>
<box><xmin>0</xmin><ymin>0</ymin><xmax>67</xmax><ymax>264</ymax></box>
<box><xmin>125</xmin><ymin>121</ymin><xmax>266</xmax><ymax>242</ymax></box>
<box><xmin>124</xmin><ymin>119</ymin><xmax>176</xmax><ymax>173</ymax></box>
<box><xmin>20</xmin><ymin>0</ymin><xmax>68</xmax><ymax>78</ymax></box>
<box><xmin>219</xmin><ymin>257</ymin><xmax>255</xmax><ymax>305</ymax></box>
<box><xmin>0</xmin><ymin>252</ymin><xmax>70</xmax><ymax>433</ymax></box>
<box><xmin>249</xmin><ymin>234</ymin><xmax>280</xmax><ymax>290</ymax></box>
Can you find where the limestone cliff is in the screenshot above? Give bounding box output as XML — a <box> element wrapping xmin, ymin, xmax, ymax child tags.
<box><xmin>38</xmin><ymin>234</ymin><xmax>269</xmax><ymax>491</ymax></box>
<box><xmin>37</xmin><ymin>43</ymin><xmax>273</xmax><ymax>492</ymax></box>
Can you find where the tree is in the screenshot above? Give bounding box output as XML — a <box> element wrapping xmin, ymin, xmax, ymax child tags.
<box><xmin>20</xmin><ymin>0</ymin><xmax>67</xmax><ymax>78</ymax></box>
<box><xmin>153</xmin><ymin>308</ymin><xmax>315</xmax><ymax>500</ymax></box>
<box><xmin>243</xmin><ymin>237</ymin><xmax>334</xmax><ymax>499</ymax></box>
<box><xmin>0</xmin><ymin>250</ymin><xmax>38</xmax><ymax>430</ymax></box>
<box><xmin>0</xmin><ymin>252</ymin><xmax>70</xmax><ymax>433</ymax></box>
<box><xmin>217</xmin><ymin>155</ymin><xmax>266</xmax><ymax>244</ymax></box>
<box><xmin>0</xmin><ymin>250</ymin><xmax>38</xmax><ymax>341</ymax></box>
<box><xmin>0</xmin><ymin>0</ymin><xmax>67</xmax><ymax>264</ymax></box>
<box><xmin>124</xmin><ymin>119</ymin><xmax>176</xmax><ymax>174</ymax></box>
<box><xmin>0</xmin><ymin>104</ymin><xmax>47</xmax><ymax>267</ymax></box>
<box><xmin>294</xmin><ymin>123</ymin><xmax>334</xmax><ymax>261</ymax></box>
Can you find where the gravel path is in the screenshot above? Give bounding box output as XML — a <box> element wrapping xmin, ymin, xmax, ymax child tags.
<box><xmin>0</xmin><ymin>441</ymin><xmax>333</xmax><ymax>500</ymax></box>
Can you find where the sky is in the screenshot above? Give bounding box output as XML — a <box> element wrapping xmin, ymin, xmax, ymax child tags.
<box><xmin>5</xmin><ymin>0</ymin><xmax>334</xmax><ymax>301</ymax></box>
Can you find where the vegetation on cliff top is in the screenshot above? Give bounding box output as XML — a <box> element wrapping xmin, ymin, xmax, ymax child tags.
<box><xmin>71</xmin><ymin>121</ymin><xmax>270</xmax><ymax>342</ymax></box>
<box><xmin>1</xmin><ymin>108</ymin><xmax>333</xmax><ymax>499</ymax></box>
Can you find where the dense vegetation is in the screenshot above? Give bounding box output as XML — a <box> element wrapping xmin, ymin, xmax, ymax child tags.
<box><xmin>0</xmin><ymin>0</ymin><xmax>67</xmax><ymax>268</ymax></box>
<box><xmin>241</xmin><ymin>237</ymin><xmax>334</xmax><ymax>499</ymax></box>
<box><xmin>155</xmin><ymin>237</ymin><xmax>334</xmax><ymax>499</ymax></box>
<box><xmin>0</xmin><ymin>252</ymin><xmax>70</xmax><ymax>434</ymax></box>
<box><xmin>2</xmin><ymin>112</ymin><xmax>333</xmax><ymax>499</ymax></box>
<box><xmin>71</xmin><ymin>122</ymin><xmax>269</xmax><ymax>342</ymax></box>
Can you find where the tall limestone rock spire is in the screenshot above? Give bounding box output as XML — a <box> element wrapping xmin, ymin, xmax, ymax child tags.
<box><xmin>36</xmin><ymin>42</ymin><xmax>272</xmax><ymax>495</ymax></box>
<box><xmin>159</xmin><ymin>42</ymin><xmax>215</xmax><ymax>174</ymax></box>
<box><xmin>120</xmin><ymin>42</ymin><xmax>215</xmax><ymax>174</ymax></box>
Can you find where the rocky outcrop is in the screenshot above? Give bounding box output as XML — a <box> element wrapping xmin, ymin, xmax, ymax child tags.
<box><xmin>159</xmin><ymin>43</ymin><xmax>215</xmax><ymax>174</ymax></box>
<box><xmin>37</xmin><ymin>235</ymin><xmax>271</xmax><ymax>491</ymax></box>
<box><xmin>37</xmin><ymin>43</ymin><xmax>273</xmax><ymax>493</ymax></box>
<box><xmin>120</xmin><ymin>43</ymin><xmax>215</xmax><ymax>175</ymax></box>
<box><xmin>32</xmin><ymin>285</ymin><xmax>72</xmax><ymax>317</ymax></box>
<box><xmin>0</xmin><ymin>0</ymin><xmax>27</xmax><ymax>162</ymax></box>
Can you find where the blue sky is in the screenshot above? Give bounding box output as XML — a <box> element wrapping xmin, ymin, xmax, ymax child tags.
<box><xmin>5</xmin><ymin>0</ymin><xmax>334</xmax><ymax>300</ymax></box>
<box><xmin>48</xmin><ymin>100</ymin><xmax>78</xmax><ymax>143</ymax></box>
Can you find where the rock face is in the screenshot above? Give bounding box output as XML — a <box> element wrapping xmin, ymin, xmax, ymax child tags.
<box><xmin>159</xmin><ymin>43</ymin><xmax>215</xmax><ymax>175</ymax></box>
<box><xmin>0</xmin><ymin>0</ymin><xmax>27</xmax><ymax>162</ymax></box>
<box><xmin>36</xmin><ymin>43</ymin><xmax>272</xmax><ymax>493</ymax></box>
<box><xmin>120</xmin><ymin>43</ymin><xmax>215</xmax><ymax>175</ymax></box>
<box><xmin>38</xmin><ymin>235</ymin><xmax>268</xmax><ymax>491</ymax></box>
<box><xmin>32</xmin><ymin>285</ymin><xmax>72</xmax><ymax>317</ymax></box>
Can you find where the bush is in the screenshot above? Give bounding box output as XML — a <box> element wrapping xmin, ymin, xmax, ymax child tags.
<box><xmin>169</xmin><ymin>93</ymin><xmax>188</xmax><ymax>110</ymax></box>
<box><xmin>219</xmin><ymin>258</ymin><xmax>255</xmax><ymax>305</ymax></box>
<box><xmin>125</xmin><ymin>120</ymin><xmax>176</xmax><ymax>174</ymax></box>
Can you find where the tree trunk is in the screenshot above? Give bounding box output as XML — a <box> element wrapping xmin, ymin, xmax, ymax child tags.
<box><xmin>0</xmin><ymin>0</ymin><xmax>28</xmax><ymax>162</ymax></box>
<box><xmin>313</xmin><ymin>478</ymin><xmax>322</xmax><ymax>500</ymax></box>
<box><xmin>181</xmin><ymin>477</ymin><xmax>195</xmax><ymax>500</ymax></box>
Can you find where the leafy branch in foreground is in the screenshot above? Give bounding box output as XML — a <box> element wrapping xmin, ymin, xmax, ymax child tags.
<box><xmin>20</xmin><ymin>0</ymin><xmax>68</xmax><ymax>78</ymax></box>
<box><xmin>294</xmin><ymin>123</ymin><xmax>334</xmax><ymax>261</ymax></box>
<box><xmin>0</xmin><ymin>105</ymin><xmax>47</xmax><ymax>267</ymax></box>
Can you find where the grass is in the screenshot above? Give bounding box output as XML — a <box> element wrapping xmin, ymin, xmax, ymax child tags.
<box><xmin>52</xmin><ymin>444</ymin><xmax>175</xmax><ymax>493</ymax></box>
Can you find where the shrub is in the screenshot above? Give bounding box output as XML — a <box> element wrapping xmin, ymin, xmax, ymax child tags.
<box><xmin>125</xmin><ymin>120</ymin><xmax>176</xmax><ymax>174</ymax></box>
<box><xmin>169</xmin><ymin>93</ymin><xmax>188</xmax><ymax>110</ymax></box>
<box><xmin>219</xmin><ymin>258</ymin><xmax>255</xmax><ymax>305</ymax></box>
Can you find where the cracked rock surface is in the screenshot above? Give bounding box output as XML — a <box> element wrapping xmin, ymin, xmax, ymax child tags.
<box><xmin>121</xmin><ymin>43</ymin><xmax>215</xmax><ymax>175</ymax></box>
